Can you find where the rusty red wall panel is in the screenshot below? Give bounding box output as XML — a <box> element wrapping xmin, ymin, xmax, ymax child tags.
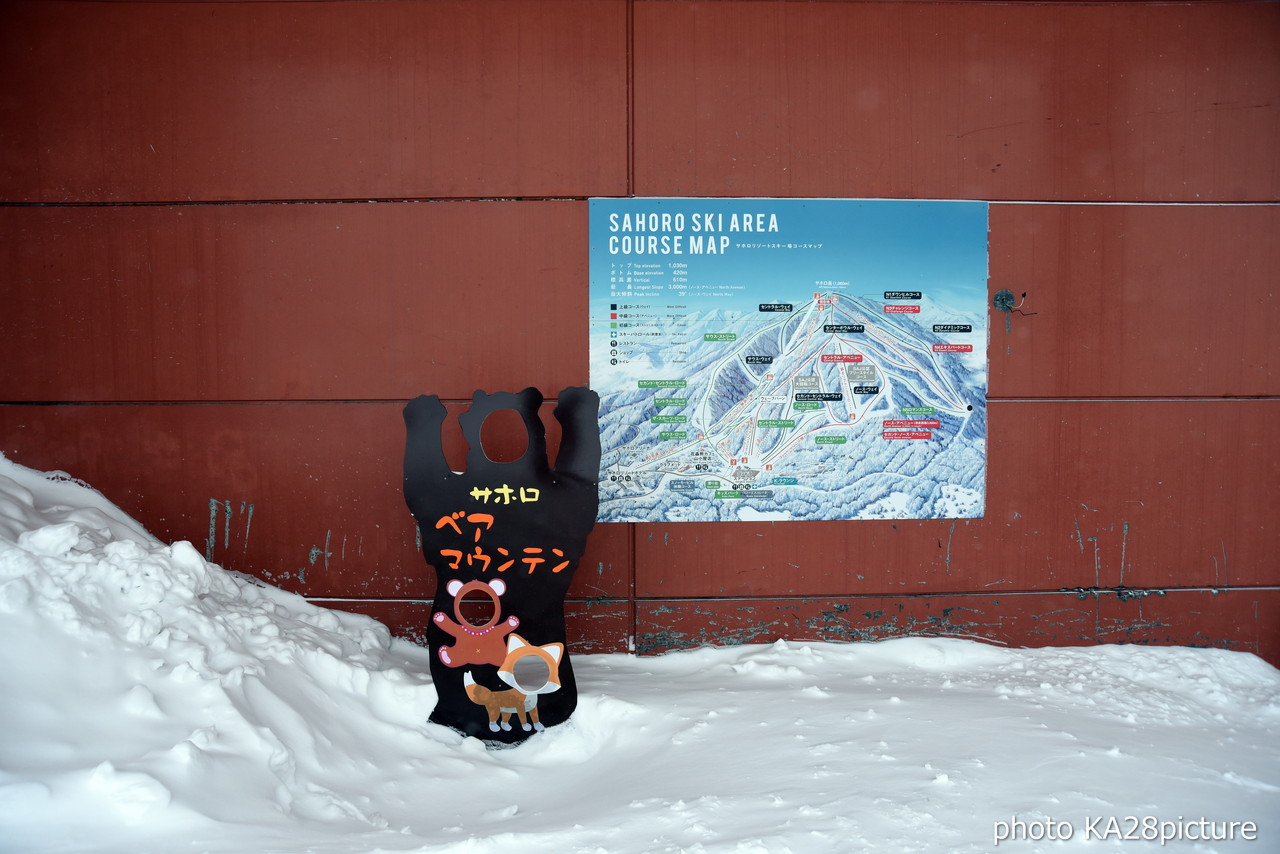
<box><xmin>7</xmin><ymin>202</ymin><xmax>1274</xmax><ymax>403</ymax></box>
<box><xmin>637</xmin><ymin>589</ymin><xmax>1280</xmax><ymax>663</ymax></box>
<box><xmin>635</xmin><ymin>400</ymin><xmax>1280</xmax><ymax>597</ymax></box>
<box><xmin>0</xmin><ymin>0</ymin><xmax>627</xmax><ymax>203</ymax></box>
<box><xmin>0</xmin><ymin>402</ymin><xmax>632</xmax><ymax>602</ymax></box>
<box><xmin>2</xmin><ymin>0</ymin><xmax>1277</xmax><ymax>669</ymax></box>
<box><xmin>989</xmin><ymin>204</ymin><xmax>1279</xmax><ymax>398</ymax></box>
<box><xmin>0</xmin><ymin>201</ymin><xmax>588</xmax><ymax>402</ymax></box>
<box><xmin>633</xmin><ymin>1</ymin><xmax>1280</xmax><ymax>201</ymax></box>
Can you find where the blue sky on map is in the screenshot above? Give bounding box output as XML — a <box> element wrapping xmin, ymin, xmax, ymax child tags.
<box><xmin>590</xmin><ymin>197</ymin><xmax>989</xmax><ymax>313</ymax></box>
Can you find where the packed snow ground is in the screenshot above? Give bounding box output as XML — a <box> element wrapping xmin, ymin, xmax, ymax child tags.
<box><xmin>0</xmin><ymin>453</ymin><xmax>1277</xmax><ymax>853</ymax></box>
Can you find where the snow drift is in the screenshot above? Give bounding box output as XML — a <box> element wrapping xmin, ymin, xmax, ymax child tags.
<box><xmin>0</xmin><ymin>453</ymin><xmax>1276</xmax><ymax>853</ymax></box>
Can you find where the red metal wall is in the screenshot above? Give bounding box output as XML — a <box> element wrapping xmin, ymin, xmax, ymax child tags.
<box><xmin>2</xmin><ymin>0</ymin><xmax>1277</xmax><ymax>662</ymax></box>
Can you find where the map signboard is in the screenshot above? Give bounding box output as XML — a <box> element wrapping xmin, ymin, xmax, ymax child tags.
<box><xmin>588</xmin><ymin>198</ymin><xmax>989</xmax><ymax>523</ymax></box>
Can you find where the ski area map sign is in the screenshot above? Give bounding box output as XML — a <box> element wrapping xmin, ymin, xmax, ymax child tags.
<box><xmin>588</xmin><ymin>198</ymin><xmax>989</xmax><ymax>523</ymax></box>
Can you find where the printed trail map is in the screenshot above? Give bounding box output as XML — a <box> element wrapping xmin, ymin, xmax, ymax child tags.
<box><xmin>589</xmin><ymin>198</ymin><xmax>989</xmax><ymax>523</ymax></box>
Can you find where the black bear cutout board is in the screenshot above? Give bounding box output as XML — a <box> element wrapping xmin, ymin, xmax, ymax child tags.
<box><xmin>403</xmin><ymin>387</ymin><xmax>601</xmax><ymax>745</ymax></box>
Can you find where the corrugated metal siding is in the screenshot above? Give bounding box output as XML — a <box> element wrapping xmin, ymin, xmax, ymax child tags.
<box><xmin>2</xmin><ymin>0</ymin><xmax>1276</xmax><ymax>663</ymax></box>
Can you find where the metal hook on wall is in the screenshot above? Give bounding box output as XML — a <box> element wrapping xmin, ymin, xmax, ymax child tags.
<box><xmin>992</xmin><ymin>289</ymin><xmax>1037</xmax><ymax>333</ymax></box>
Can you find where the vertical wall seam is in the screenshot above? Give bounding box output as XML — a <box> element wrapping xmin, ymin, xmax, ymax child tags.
<box><xmin>626</xmin><ymin>0</ymin><xmax>636</xmax><ymax>198</ymax></box>
<box><xmin>629</xmin><ymin>523</ymin><xmax>638</xmax><ymax>652</ymax></box>
<box><xmin>626</xmin><ymin>0</ymin><xmax>637</xmax><ymax>650</ymax></box>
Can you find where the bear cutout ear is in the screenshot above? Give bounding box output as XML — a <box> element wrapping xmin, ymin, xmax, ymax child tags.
<box><xmin>506</xmin><ymin>633</ymin><xmax>528</xmax><ymax>653</ymax></box>
<box><xmin>488</xmin><ymin>578</ymin><xmax>506</xmax><ymax>596</ymax></box>
<box><xmin>543</xmin><ymin>642</ymin><xmax>565</xmax><ymax>663</ymax></box>
<box><xmin>446</xmin><ymin>579</ymin><xmax>464</xmax><ymax>597</ymax></box>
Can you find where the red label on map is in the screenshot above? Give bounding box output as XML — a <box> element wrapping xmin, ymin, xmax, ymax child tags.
<box><xmin>884</xmin><ymin>305</ymin><xmax>921</xmax><ymax>314</ymax></box>
<box><xmin>882</xmin><ymin>430</ymin><xmax>932</xmax><ymax>440</ymax></box>
<box><xmin>883</xmin><ymin>420</ymin><xmax>941</xmax><ymax>429</ymax></box>
<box><xmin>932</xmin><ymin>344</ymin><xmax>973</xmax><ymax>352</ymax></box>
<box><xmin>820</xmin><ymin>354</ymin><xmax>863</xmax><ymax>362</ymax></box>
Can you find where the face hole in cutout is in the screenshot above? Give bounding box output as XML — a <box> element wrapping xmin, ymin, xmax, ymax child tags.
<box><xmin>479</xmin><ymin>408</ymin><xmax>530</xmax><ymax>463</ymax></box>
<box><xmin>511</xmin><ymin>654</ymin><xmax>551</xmax><ymax>693</ymax></box>
<box><xmin>458</xmin><ymin>586</ymin><xmax>498</xmax><ymax>628</ymax></box>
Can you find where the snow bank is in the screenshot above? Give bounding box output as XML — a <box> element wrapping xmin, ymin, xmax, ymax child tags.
<box><xmin>0</xmin><ymin>453</ymin><xmax>1277</xmax><ymax>853</ymax></box>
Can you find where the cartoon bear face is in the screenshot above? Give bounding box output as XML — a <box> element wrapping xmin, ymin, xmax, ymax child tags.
<box><xmin>447</xmin><ymin>578</ymin><xmax>507</xmax><ymax>631</ymax></box>
<box><xmin>433</xmin><ymin>577</ymin><xmax>520</xmax><ymax>669</ymax></box>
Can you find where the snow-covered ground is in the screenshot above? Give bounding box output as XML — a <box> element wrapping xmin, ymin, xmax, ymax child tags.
<box><xmin>0</xmin><ymin>453</ymin><xmax>1276</xmax><ymax>853</ymax></box>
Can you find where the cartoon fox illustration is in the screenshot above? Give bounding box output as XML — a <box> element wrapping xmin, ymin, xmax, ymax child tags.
<box><xmin>462</xmin><ymin>633</ymin><xmax>564</xmax><ymax>733</ymax></box>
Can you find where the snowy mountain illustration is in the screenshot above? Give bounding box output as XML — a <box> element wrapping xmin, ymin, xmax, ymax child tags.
<box><xmin>594</xmin><ymin>291</ymin><xmax>987</xmax><ymax>522</ymax></box>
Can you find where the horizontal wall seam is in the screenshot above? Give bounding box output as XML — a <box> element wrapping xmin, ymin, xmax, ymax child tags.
<box><xmin>635</xmin><ymin>587</ymin><xmax>1280</xmax><ymax>602</ymax></box>
<box><xmin>305</xmin><ymin>597</ymin><xmax>631</xmax><ymax>605</ymax></box>
<box><xmin>4</xmin><ymin>397</ymin><xmax>1278</xmax><ymax>407</ymax></box>
<box><xmin>300</xmin><ymin>589</ymin><xmax>1280</xmax><ymax>606</ymax></box>
<box><xmin>988</xmin><ymin>397</ymin><xmax>1280</xmax><ymax>403</ymax></box>
<box><xmin>2</xmin><ymin>198</ymin><xmax>1278</xmax><ymax>209</ymax></box>
<box><xmin>0</xmin><ymin>197</ymin><xmax>589</xmax><ymax>208</ymax></box>
<box><xmin>0</xmin><ymin>399</ymin><xmax>496</xmax><ymax>407</ymax></box>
